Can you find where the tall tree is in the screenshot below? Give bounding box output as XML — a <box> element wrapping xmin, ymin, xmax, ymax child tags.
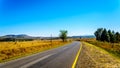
<box><xmin>59</xmin><ymin>30</ymin><xmax>68</xmax><ymax>42</ymax></box>
<box><xmin>115</xmin><ymin>32</ymin><xmax>120</xmax><ymax>43</ymax></box>
<box><xmin>94</xmin><ymin>28</ymin><xmax>103</xmax><ymax>41</ymax></box>
<box><xmin>108</xmin><ymin>30</ymin><xmax>115</xmax><ymax>43</ymax></box>
<box><xmin>101</xmin><ymin>28</ymin><xmax>110</xmax><ymax>42</ymax></box>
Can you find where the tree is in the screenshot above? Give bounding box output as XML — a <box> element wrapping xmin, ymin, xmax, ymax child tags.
<box><xmin>115</xmin><ymin>32</ymin><xmax>120</xmax><ymax>43</ymax></box>
<box><xmin>108</xmin><ymin>30</ymin><xmax>115</xmax><ymax>43</ymax></box>
<box><xmin>94</xmin><ymin>28</ymin><xmax>103</xmax><ymax>41</ymax></box>
<box><xmin>101</xmin><ymin>28</ymin><xmax>110</xmax><ymax>42</ymax></box>
<box><xmin>108</xmin><ymin>30</ymin><xmax>115</xmax><ymax>48</ymax></box>
<box><xmin>94</xmin><ymin>28</ymin><xmax>120</xmax><ymax>44</ymax></box>
<box><xmin>112</xmin><ymin>31</ymin><xmax>116</xmax><ymax>43</ymax></box>
<box><xmin>59</xmin><ymin>30</ymin><xmax>68</xmax><ymax>42</ymax></box>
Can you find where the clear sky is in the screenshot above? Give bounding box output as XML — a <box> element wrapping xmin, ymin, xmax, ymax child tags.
<box><xmin>0</xmin><ymin>0</ymin><xmax>120</xmax><ymax>37</ymax></box>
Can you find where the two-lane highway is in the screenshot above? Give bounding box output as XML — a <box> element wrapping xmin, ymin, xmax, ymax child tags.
<box><xmin>0</xmin><ymin>41</ymin><xmax>81</xmax><ymax>68</ymax></box>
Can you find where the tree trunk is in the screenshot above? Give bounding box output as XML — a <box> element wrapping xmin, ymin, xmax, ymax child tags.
<box><xmin>111</xmin><ymin>43</ymin><xmax>114</xmax><ymax>48</ymax></box>
<box><xmin>63</xmin><ymin>39</ymin><xmax>65</xmax><ymax>42</ymax></box>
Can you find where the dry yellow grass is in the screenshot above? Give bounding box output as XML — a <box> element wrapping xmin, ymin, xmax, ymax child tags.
<box><xmin>0</xmin><ymin>40</ymin><xmax>60</xmax><ymax>51</ymax></box>
<box><xmin>0</xmin><ymin>40</ymin><xmax>70</xmax><ymax>62</ymax></box>
<box><xmin>76</xmin><ymin>42</ymin><xmax>120</xmax><ymax>68</ymax></box>
<box><xmin>80</xmin><ymin>38</ymin><xmax>120</xmax><ymax>58</ymax></box>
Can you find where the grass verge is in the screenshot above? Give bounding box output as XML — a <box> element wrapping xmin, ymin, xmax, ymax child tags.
<box><xmin>86</xmin><ymin>40</ymin><xmax>120</xmax><ymax>59</ymax></box>
<box><xmin>76</xmin><ymin>42</ymin><xmax>120</xmax><ymax>68</ymax></box>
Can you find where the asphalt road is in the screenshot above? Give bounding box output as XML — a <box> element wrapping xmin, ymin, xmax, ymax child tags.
<box><xmin>0</xmin><ymin>41</ymin><xmax>81</xmax><ymax>68</ymax></box>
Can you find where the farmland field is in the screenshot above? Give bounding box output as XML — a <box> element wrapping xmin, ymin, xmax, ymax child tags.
<box><xmin>0</xmin><ymin>40</ymin><xmax>70</xmax><ymax>62</ymax></box>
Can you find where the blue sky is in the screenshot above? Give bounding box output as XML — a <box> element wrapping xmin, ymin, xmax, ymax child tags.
<box><xmin>0</xmin><ymin>0</ymin><xmax>120</xmax><ymax>36</ymax></box>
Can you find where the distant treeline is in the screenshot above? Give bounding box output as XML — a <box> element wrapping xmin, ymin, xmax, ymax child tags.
<box><xmin>0</xmin><ymin>38</ymin><xmax>34</xmax><ymax>42</ymax></box>
<box><xmin>94</xmin><ymin>28</ymin><xmax>120</xmax><ymax>43</ymax></box>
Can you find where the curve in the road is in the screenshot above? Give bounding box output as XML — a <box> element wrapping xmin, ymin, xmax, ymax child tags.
<box><xmin>0</xmin><ymin>41</ymin><xmax>81</xmax><ymax>68</ymax></box>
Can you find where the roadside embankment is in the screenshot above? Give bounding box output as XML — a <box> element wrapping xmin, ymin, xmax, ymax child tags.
<box><xmin>76</xmin><ymin>42</ymin><xmax>120</xmax><ymax>68</ymax></box>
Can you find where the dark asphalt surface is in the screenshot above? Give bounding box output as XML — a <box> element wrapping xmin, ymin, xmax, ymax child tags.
<box><xmin>0</xmin><ymin>41</ymin><xmax>80</xmax><ymax>68</ymax></box>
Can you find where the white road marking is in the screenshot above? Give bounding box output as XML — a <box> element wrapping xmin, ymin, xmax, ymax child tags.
<box><xmin>62</xmin><ymin>47</ymin><xmax>68</xmax><ymax>50</ymax></box>
<box><xmin>20</xmin><ymin>54</ymin><xmax>55</xmax><ymax>68</ymax></box>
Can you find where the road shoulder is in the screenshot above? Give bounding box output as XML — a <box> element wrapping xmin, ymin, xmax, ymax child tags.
<box><xmin>76</xmin><ymin>42</ymin><xmax>120</xmax><ymax>68</ymax></box>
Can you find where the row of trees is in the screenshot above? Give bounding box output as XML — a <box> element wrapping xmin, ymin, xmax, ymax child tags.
<box><xmin>94</xmin><ymin>28</ymin><xmax>120</xmax><ymax>43</ymax></box>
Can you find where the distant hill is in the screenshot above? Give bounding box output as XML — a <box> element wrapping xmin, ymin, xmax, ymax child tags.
<box><xmin>1</xmin><ymin>34</ymin><xmax>33</xmax><ymax>39</ymax></box>
<box><xmin>0</xmin><ymin>34</ymin><xmax>95</xmax><ymax>41</ymax></box>
<box><xmin>71</xmin><ymin>35</ymin><xmax>95</xmax><ymax>38</ymax></box>
<box><xmin>0</xmin><ymin>34</ymin><xmax>41</xmax><ymax>41</ymax></box>
<box><xmin>0</xmin><ymin>34</ymin><xmax>95</xmax><ymax>39</ymax></box>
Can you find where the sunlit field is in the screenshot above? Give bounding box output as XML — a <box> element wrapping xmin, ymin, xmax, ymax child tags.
<box><xmin>0</xmin><ymin>40</ymin><xmax>70</xmax><ymax>62</ymax></box>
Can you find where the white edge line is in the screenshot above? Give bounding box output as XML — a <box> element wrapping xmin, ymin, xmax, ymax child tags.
<box><xmin>20</xmin><ymin>54</ymin><xmax>54</xmax><ymax>68</ymax></box>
